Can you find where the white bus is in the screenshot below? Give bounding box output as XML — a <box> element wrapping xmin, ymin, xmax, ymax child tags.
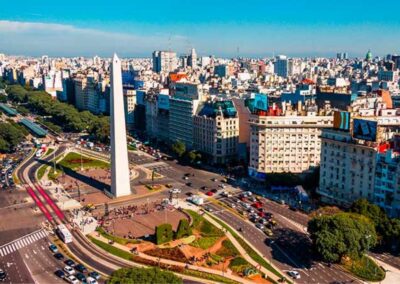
<box><xmin>57</xmin><ymin>224</ymin><xmax>73</xmax><ymax>244</ymax></box>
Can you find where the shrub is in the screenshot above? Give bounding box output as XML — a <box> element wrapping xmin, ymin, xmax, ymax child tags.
<box><xmin>191</xmin><ymin>236</ymin><xmax>220</xmax><ymax>250</ymax></box>
<box><xmin>175</xmin><ymin>219</ymin><xmax>192</xmax><ymax>239</ymax></box>
<box><xmin>109</xmin><ymin>267</ymin><xmax>182</xmax><ymax>284</ymax></box>
<box><xmin>156</xmin><ymin>223</ymin><xmax>173</xmax><ymax>245</ymax></box>
<box><xmin>216</xmin><ymin>240</ymin><xmax>239</xmax><ymax>258</ymax></box>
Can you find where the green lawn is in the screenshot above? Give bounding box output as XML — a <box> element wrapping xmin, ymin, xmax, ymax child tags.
<box><xmin>45</xmin><ymin>148</ymin><xmax>54</xmax><ymax>157</ymax></box>
<box><xmin>185</xmin><ymin>210</ymin><xmax>224</xmax><ymax>237</ymax></box>
<box><xmin>191</xmin><ymin>236</ymin><xmax>220</xmax><ymax>250</ymax></box>
<box><xmin>208</xmin><ymin>214</ymin><xmax>283</xmax><ymax>279</ymax></box>
<box><xmin>343</xmin><ymin>255</ymin><xmax>385</xmax><ymax>282</ymax></box>
<box><xmin>37</xmin><ymin>165</ymin><xmax>48</xmax><ymax>180</ymax></box>
<box><xmin>229</xmin><ymin>256</ymin><xmax>252</xmax><ymax>273</ymax></box>
<box><xmin>88</xmin><ymin>236</ymin><xmax>133</xmax><ymax>260</ymax></box>
<box><xmin>182</xmin><ymin>269</ymin><xmax>240</xmax><ymax>284</ymax></box>
<box><xmin>96</xmin><ymin>227</ymin><xmax>141</xmax><ymax>245</ymax></box>
<box><xmin>58</xmin><ymin>152</ymin><xmax>109</xmax><ymax>170</ymax></box>
<box><xmin>216</xmin><ymin>239</ymin><xmax>239</xmax><ymax>258</ymax></box>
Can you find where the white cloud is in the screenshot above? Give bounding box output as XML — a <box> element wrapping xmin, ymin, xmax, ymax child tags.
<box><xmin>0</xmin><ymin>20</ymin><xmax>188</xmax><ymax>57</ymax></box>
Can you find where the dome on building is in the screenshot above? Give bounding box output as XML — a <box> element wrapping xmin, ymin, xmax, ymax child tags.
<box><xmin>366</xmin><ymin>50</ymin><xmax>372</xmax><ymax>61</ymax></box>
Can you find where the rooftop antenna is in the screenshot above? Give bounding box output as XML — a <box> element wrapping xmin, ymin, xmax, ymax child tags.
<box><xmin>237</xmin><ymin>46</ymin><xmax>240</xmax><ymax>59</ymax></box>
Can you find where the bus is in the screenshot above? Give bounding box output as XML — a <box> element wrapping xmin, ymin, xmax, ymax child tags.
<box><xmin>57</xmin><ymin>224</ymin><xmax>73</xmax><ymax>244</ymax></box>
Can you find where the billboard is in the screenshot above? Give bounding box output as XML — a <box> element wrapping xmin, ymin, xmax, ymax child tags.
<box><xmin>333</xmin><ymin>111</ymin><xmax>351</xmax><ymax>131</ymax></box>
<box><xmin>254</xmin><ymin>93</ymin><xmax>268</xmax><ymax>111</ymax></box>
<box><xmin>353</xmin><ymin>119</ymin><xmax>377</xmax><ymax>141</ymax></box>
<box><xmin>136</xmin><ymin>90</ymin><xmax>145</xmax><ymax>105</ymax></box>
<box><xmin>157</xmin><ymin>94</ymin><xmax>170</xmax><ymax>110</ymax></box>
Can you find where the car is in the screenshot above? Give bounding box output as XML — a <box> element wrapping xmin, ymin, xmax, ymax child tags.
<box><xmin>259</xmin><ymin>218</ymin><xmax>268</xmax><ymax>225</ymax></box>
<box><xmin>250</xmin><ymin>217</ymin><xmax>258</xmax><ymax>223</ymax></box>
<box><xmin>88</xmin><ymin>271</ymin><xmax>100</xmax><ymax>280</ymax></box>
<box><xmin>211</xmin><ymin>188</ymin><xmax>218</xmax><ymax>193</ymax></box>
<box><xmin>183</xmin><ymin>176</ymin><xmax>189</xmax><ymax>180</ymax></box>
<box><xmin>206</xmin><ymin>191</ymin><xmax>214</xmax><ymax>196</ymax></box>
<box><xmin>205</xmin><ymin>207</ymin><xmax>213</xmax><ymax>212</ymax></box>
<box><xmin>87</xmin><ymin>277</ymin><xmax>98</xmax><ymax>284</ymax></box>
<box><xmin>54</xmin><ymin>269</ymin><xmax>65</xmax><ymax>279</ymax></box>
<box><xmin>186</xmin><ymin>192</ymin><xmax>193</xmax><ymax>197</ymax></box>
<box><xmin>64</xmin><ymin>266</ymin><xmax>75</xmax><ymax>275</ymax></box>
<box><xmin>218</xmin><ymin>184</ymin><xmax>226</xmax><ymax>188</ymax></box>
<box><xmin>65</xmin><ymin>259</ymin><xmax>76</xmax><ymax>267</ymax></box>
<box><xmin>66</xmin><ymin>275</ymin><xmax>79</xmax><ymax>284</ymax></box>
<box><xmin>165</xmin><ymin>184</ymin><xmax>173</xmax><ymax>188</ymax></box>
<box><xmin>287</xmin><ymin>270</ymin><xmax>301</xmax><ymax>279</ymax></box>
<box><xmin>76</xmin><ymin>273</ymin><xmax>86</xmax><ymax>282</ymax></box>
<box><xmin>54</xmin><ymin>253</ymin><xmax>64</xmax><ymax>260</ymax></box>
<box><xmin>263</xmin><ymin>228</ymin><xmax>273</xmax><ymax>237</ymax></box>
<box><xmin>252</xmin><ymin>202</ymin><xmax>262</xmax><ymax>209</ymax></box>
<box><xmin>289</xmin><ymin>206</ymin><xmax>298</xmax><ymax>212</ymax></box>
<box><xmin>211</xmin><ymin>178</ymin><xmax>218</xmax><ymax>182</ymax></box>
<box><xmin>75</xmin><ymin>264</ymin><xmax>87</xmax><ymax>273</ymax></box>
<box><xmin>0</xmin><ymin>269</ymin><xmax>6</xmax><ymax>281</ymax></box>
<box><xmin>255</xmin><ymin>223</ymin><xmax>265</xmax><ymax>230</ymax></box>
<box><xmin>169</xmin><ymin>188</ymin><xmax>181</xmax><ymax>194</ymax></box>
<box><xmin>247</xmin><ymin>208</ymin><xmax>255</xmax><ymax>213</ymax></box>
<box><xmin>200</xmin><ymin>186</ymin><xmax>208</xmax><ymax>190</ymax></box>
<box><xmin>229</xmin><ymin>203</ymin><xmax>236</xmax><ymax>208</ymax></box>
<box><xmin>186</xmin><ymin>182</ymin><xmax>192</xmax><ymax>187</ymax></box>
<box><xmin>49</xmin><ymin>244</ymin><xmax>58</xmax><ymax>253</ymax></box>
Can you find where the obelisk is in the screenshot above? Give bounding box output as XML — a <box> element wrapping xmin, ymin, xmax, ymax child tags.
<box><xmin>110</xmin><ymin>53</ymin><xmax>131</xmax><ymax>197</ymax></box>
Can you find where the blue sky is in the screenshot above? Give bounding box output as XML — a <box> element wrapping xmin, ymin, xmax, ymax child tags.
<box><xmin>0</xmin><ymin>0</ymin><xmax>399</xmax><ymax>58</ymax></box>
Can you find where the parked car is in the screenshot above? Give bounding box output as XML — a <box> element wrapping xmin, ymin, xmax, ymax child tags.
<box><xmin>49</xmin><ymin>244</ymin><xmax>58</xmax><ymax>253</ymax></box>
<box><xmin>255</xmin><ymin>223</ymin><xmax>265</xmax><ymax>230</ymax></box>
<box><xmin>54</xmin><ymin>253</ymin><xmax>64</xmax><ymax>260</ymax></box>
<box><xmin>88</xmin><ymin>272</ymin><xmax>100</xmax><ymax>280</ymax></box>
<box><xmin>263</xmin><ymin>228</ymin><xmax>273</xmax><ymax>237</ymax></box>
<box><xmin>0</xmin><ymin>269</ymin><xmax>7</xmax><ymax>281</ymax></box>
<box><xmin>206</xmin><ymin>191</ymin><xmax>214</xmax><ymax>196</ymax></box>
<box><xmin>63</xmin><ymin>266</ymin><xmax>75</xmax><ymax>275</ymax></box>
<box><xmin>205</xmin><ymin>207</ymin><xmax>213</xmax><ymax>212</ymax></box>
<box><xmin>76</xmin><ymin>273</ymin><xmax>86</xmax><ymax>283</ymax></box>
<box><xmin>65</xmin><ymin>275</ymin><xmax>79</xmax><ymax>284</ymax></box>
<box><xmin>54</xmin><ymin>270</ymin><xmax>65</xmax><ymax>279</ymax></box>
<box><xmin>65</xmin><ymin>259</ymin><xmax>75</xmax><ymax>267</ymax></box>
<box><xmin>87</xmin><ymin>277</ymin><xmax>98</xmax><ymax>284</ymax></box>
<box><xmin>211</xmin><ymin>188</ymin><xmax>218</xmax><ymax>193</ymax></box>
<box><xmin>75</xmin><ymin>264</ymin><xmax>87</xmax><ymax>273</ymax></box>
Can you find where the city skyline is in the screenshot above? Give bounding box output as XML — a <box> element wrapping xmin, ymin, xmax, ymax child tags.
<box><xmin>1</xmin><ymin>0</ymin><xmax>400</xmax><ymax>57</ymax></box>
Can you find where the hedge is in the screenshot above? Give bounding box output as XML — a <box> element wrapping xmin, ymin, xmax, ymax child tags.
<box><xmin>156</xmin><ymin>223</ymin><xmax>173</xmax><ymax>245</ymax></box>
<box><xmin>175</xmin><ymin>219</ymin><xmax>192</xmax><ymax>239</ymax></box>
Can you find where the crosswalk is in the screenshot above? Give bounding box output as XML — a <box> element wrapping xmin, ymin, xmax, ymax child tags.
<box><xmin>0</xmin><ymin>229</ymin><xmax>48</xmax><ymax>257</ymax></box>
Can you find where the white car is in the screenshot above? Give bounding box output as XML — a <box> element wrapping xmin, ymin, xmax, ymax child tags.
<box><xmin>169</xmin><ymin>188</ymin><xmax>181</xmax><ymax>194</ymax></box>
<box><xmin>255</xmin><ymin>223</ymin><xmax>265</xmax><ymax>230</ymax></box>
<box><xmin>66</xmin><ymin>275</ymin><xmax>79</xmax><ymax>284</ymax></box>
<box><xmin>64</xmin><ymin>266</ymin><xmax>75</xmax><ymax>275</ymax></box>
<box><xmin>287</xmin><ymin>270</ymin><xmax>301</xmax><ymax>279</ymax></box>
<box><xmin>87</xmin><ymin>277</ymin><xmax>98</xmax><ymax>284</ymax></box>
<box><xmin>230</xmin><ymin>203</ymin><xmax>236</xmax><ymax>208</ymax></box>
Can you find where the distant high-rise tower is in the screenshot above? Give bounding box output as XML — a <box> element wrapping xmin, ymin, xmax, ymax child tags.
<box><xmin>152</xmin><ymin>51</ymin><xmax>177</xmax><ymax>73</ymax></box>
<box><xmin>274</xmin><ymin>55</ymin><xmax>288</xmax><ymax>78</ymax></box>
<box><xmin>189</xmin><ymin>48</ymin><xmax>197</xmax><ymax>68</ymax></box>
<box><xmin>110</xmin><ymin>53</ymin><xmax>131</xmax><ymax>197</ymax></box>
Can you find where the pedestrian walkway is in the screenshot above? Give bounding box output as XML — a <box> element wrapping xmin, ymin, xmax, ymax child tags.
<box><xmin>0</xmin><ymin>229</ymin><xmax>48</xmax><ymax>257</ymax></box>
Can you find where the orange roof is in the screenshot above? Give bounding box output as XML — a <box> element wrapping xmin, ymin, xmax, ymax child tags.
<box><xmin>302</xmin><ymin>78</ymin><xmax>315</xmax><ymax>85</ymax></box>
<box><xmin>169</xmin><ymin>73</ymin><xmax>187</xmax><ymax>82</ymax></box>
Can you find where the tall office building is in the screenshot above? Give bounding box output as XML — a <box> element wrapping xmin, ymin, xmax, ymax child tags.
<box><xmin>188</xmin><ymin>48</ymin><xmax>197</xmax><ymax>68</ymax></box>
<box><xmin>152</xmin><ymin>51</ymin><xmax>178</xmax><ymax>73</ymax></box>
<box><xmin>274</xmin><ymin>55</ymin><xmax>289</xmax><ymax>78</ymax></box>
<box><xmin>110</xmin><ymin>54</ymin><xmax>131</xmax><ymax>197</ymax></box>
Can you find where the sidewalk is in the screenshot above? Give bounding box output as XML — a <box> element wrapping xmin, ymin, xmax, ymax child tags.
<box><xmin>90</xmin><ymin>232</ymin><xmax>254</xmax><ymax>284</ymax></box>
<box><xmin>370</xmin><ymin>257</ymin><xmax>400</xmax><ymax>284</ymax></box>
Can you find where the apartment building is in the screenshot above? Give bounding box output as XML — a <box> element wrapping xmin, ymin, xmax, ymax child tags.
<box><xmin>193</xmin><ymin>100</ymin><xmax>239</xmax><ymax>164</ymax></box>
<box><xmin>249</xmin><ymin>109</ymin><xmax>333</xmax><ymax>175</ymax></box>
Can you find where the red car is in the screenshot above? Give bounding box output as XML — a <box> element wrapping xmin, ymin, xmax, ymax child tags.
<box><xmin>206</xmin><ymin>191</ymin><xmax>214</xmax><ymax>196</ymax></box>
<box><xmin>258</xmin><ymin>211</ymin><xmax>265</xmax><ymax>217</ymax></box>
<box><xmin>252</xmin><ymin>202</ymin><xmax>263</xmax><ymax>209</ymax></box>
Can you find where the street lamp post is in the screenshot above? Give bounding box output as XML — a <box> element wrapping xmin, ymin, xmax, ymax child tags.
<box><xmin>53</xmin><ymin>148</ymin><xmax>57</xmax><ymax>175</ymax></box>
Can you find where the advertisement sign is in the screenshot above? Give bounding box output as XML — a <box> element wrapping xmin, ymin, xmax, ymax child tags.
<box><xmin>157</xmin><ymin>94</ymin><xmax>170</xmax><ymax>110</ymax></box>
<box><xmin>254</xmin><ymin>93</ymin><xmax>268</xmax><ymax>111</ymax></box>
<box><xmin>353</xmin><ymin>119</ymin><xmax>377</xmax><ymax>141</ymax></box>
<box><xmin>248</xmin><ymin>168</ymin><xmax>267</xmax><ymax>181</ymax></box>
<box><xmin>333</xmin><ymin>111</ymin><xmax>351</xmax><ymax>131</ymax></box>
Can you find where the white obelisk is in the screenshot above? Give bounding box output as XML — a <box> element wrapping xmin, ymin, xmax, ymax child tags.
<box><xmin>110</xmin><ymin>53</ymin><xmax>131</xmax><ymax>197</ymax></box>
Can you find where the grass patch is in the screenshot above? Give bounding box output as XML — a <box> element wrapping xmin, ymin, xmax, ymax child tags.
<box><xmin>128</xmin><ymin>145</ymin><xmax>137</xmax><ymax>151</ymax></box>
<box><xmin>45</xmin><ymin>148</ymin><xmax>54</xmax><ymax>157</ymax></box>
<box><xmin>185</xmin><ymin>210</ymin><xmax>224</xmax><ymax>237</ymax></box>
<box><xmin>208</xmin><ymin>214</ymin><xmax>283</xmax><ymax>279</ymax></box>
<box><xmin>96</xmin><ymin>227</ymin><xmax>141</xmax><ymax>245</ymax></box>
<box><xmin>88</xmin><ymin>235</ymin><xmax>132</xmax><ymax>260</ymax></box>
<box><xmin>37</xmin><ymin>165</ymin><xmax>48</xmax><ymax>180</ymax></box>
<box><xmin>216</xmin><ymin>239</ymin><xmax>239</xmax><ymax>258</ymax></box>
<box><xmin>191</xmin><ymin>236</ymin><xmax>220</xmax><ymax>250</ymax></box>
<box><xmin>59</xmin><ymin>152</ymin><xmax>109</xmax><ymax>170</ymax></box>
<box><xmin>229</xmin><ymin>256</ymin><xmax>252</xmax><ymax>273</ymax></box>
<box><xmin>343</xmin><ymin>255</ymin><xmax>385</xmax><ymax>282</ymax></box>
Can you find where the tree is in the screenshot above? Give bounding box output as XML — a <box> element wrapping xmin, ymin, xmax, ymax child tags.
<box><xmin>187</xmin><ymin>150</ymin><xmax>201</xmax><ymax>163</ymax></box>
<box><xmin>156</xmin><ymin>223</ymin><xmax>173</xmax><ymax>245</ymax></box>
<box><xmin>0</xmin><ymin>94</ymin><xmax>7</xmax><ymax>103</ymax></box>
<box><xmin>171</xmin><ymin>140</ymin><xmax>186</xmax><ymax>157</ymax></box>
<box><xmin>0</xmin><ymin>122</ymin><xmax>26</xmax><ymax>153</ymax></box>
<box><xmin>308</xmin><ymin>213</ymin><xmax>377</xmax><ymax>263</ymax></box>
<box><xmin>175</xmin><ymin>219</ymin><xmax>192</xmax><ymax>239</ymax></box>
<box><xmin>109</xmin><ymin>267</ymin><xmax>182</xmax><ymax>284</ymax></box>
